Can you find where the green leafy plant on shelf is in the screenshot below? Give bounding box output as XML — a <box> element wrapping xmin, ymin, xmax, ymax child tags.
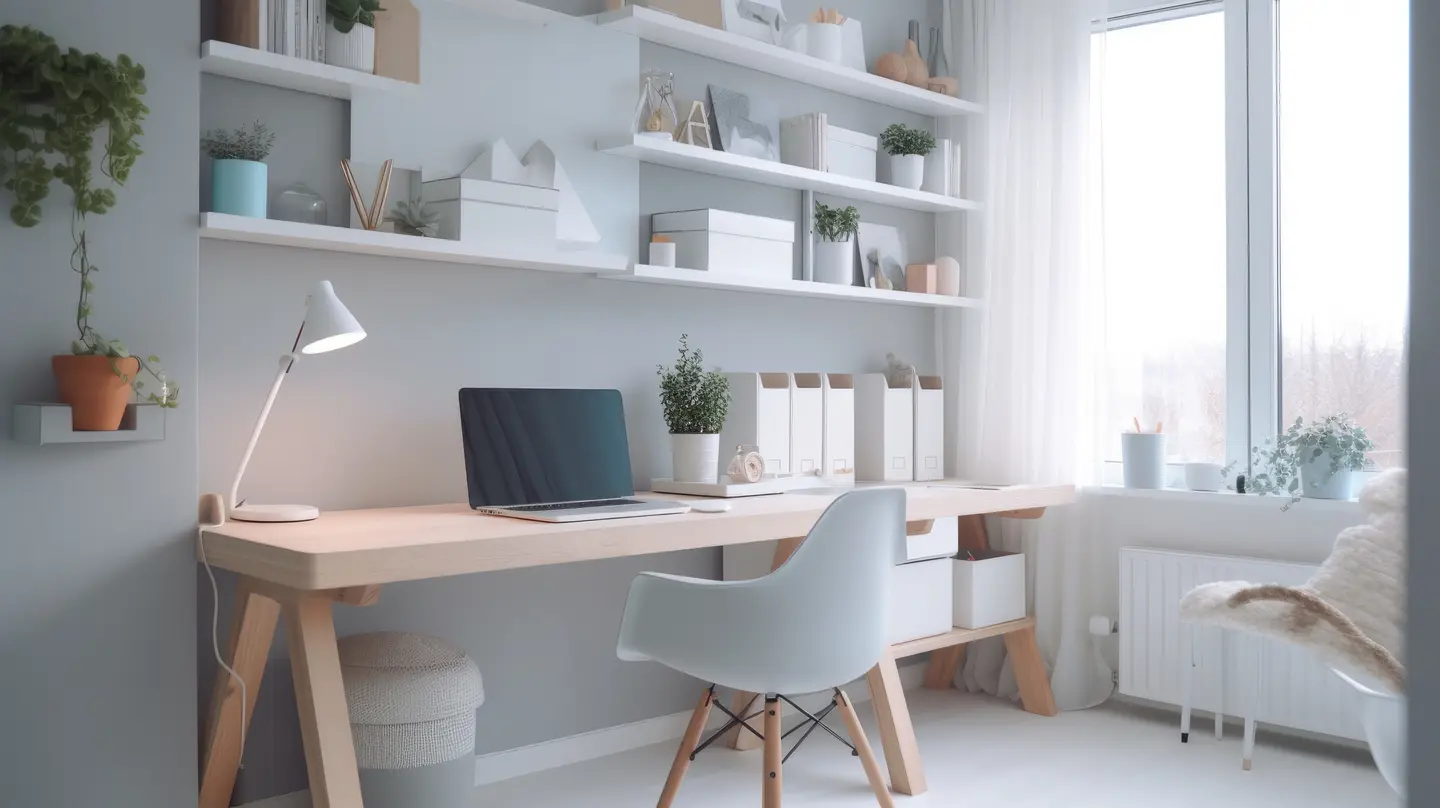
<box><xmin>328</xmin><ymin>0</ymin><xmax>386</xmax><ymax>32</ymax></box>
<box><xmin>814</xmin><ymin>202</ymin><xmax>859</xmax><ymax>242</ymax></box>
<box><xmin>879</xmin><ymin>123</ymin><xmax>937</xmax><ymax>157</ymax></box>
<box><xmin>201</xmin><ymin>121</ymin><xmax>276</xmax><ymax>162</ymax></box>
<box><xmin>657</xmin><ymin>334</ymin><xmax>730</xmax><ymax>435</ymax></box>
<box><xmin>0</xmin><ymin>24</ymin><xmax>177</xmax><ymax>406</ymax></box>
<box><xmin>1247</xmin><ymin>414</ymin><xmax>1375</xmax><ymax>497</ymax></box>
<box><xmin>387</xmin><ymin>196</ymin><xmax>439</xmax><ymax>237</ymax></box>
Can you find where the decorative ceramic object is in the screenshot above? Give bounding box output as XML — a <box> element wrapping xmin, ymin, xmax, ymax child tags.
<box><xmin>936</xmin><ymin>256</ymin><xmax>961</xmax><ymax>296</ymax></box>
<box><xmin>903</xmin><ymin>22</ymin><xmax>928</xmax><ymax>88</ymax></box>
<box><xmin>890</xmin><ymin>153</ymin><xmax>925</xmax><ymax>190</ymax></box>
<box><xmin>876</xmin><ymin>51</ymin><xmax>908</xmax><ymax>82</ymax></box>
<box><xmin>813</xmin><ymin>238</ymin><xmax>854</xmax><ymax>285</ymax></box>
<box><xmin>462</xmin><ymin>139</ymin><xmax>528</xmax><ymax>184</ymax></box>
<box><xmin>272</xmin><ymin>183</ymin><xmax>328</xmax><ymax>225</ymax></box>
<box><xmin>324</xmin><ymin>19</ymin><xmax>375</xmax><ymax>73</ymax></box>
<box><xmin>927</xmin><ymin>26</ymin><xmax>948</xmax><ymax>78</ymax></box>
<box><xmin>858</xmin><ymin>223</ymin><xmax>907</xmax><ymax>291</ymax></box>
<box><xmin>212</xmin><ymin>159</ymin><xmax>267</xmax><ymax>217</ymax></box>
<box><xmin>905</xmin><ymin>263</ymin><xmax>937</xmax><ymax>294</ymax></box>
<box><xmin>634</xmin><ymin>70</ymin><xmax>678</xmax><ymax>139</ymax></box>
<box><xmin>340</xmin><ymin>158</ymin><xmax>393</xmax><ymax>231</ymax></box>
<box><xmin>727</xmin><ymin>444</ymin><xmax>766</xmax><ymax>483</ymax></box>
<box><xmin>522</xmin><ymin>141</ymin><xmax>601</xmax><ymax>248</ymax></box>
<box><xmin>675</xmin><ymin>100</ymin><xmax>714</xmax><ymax>148</ymax></box>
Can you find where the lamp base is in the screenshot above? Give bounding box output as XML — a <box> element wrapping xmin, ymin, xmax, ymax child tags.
<box><xmin>229</xmin><ymin>503</ymin><xmax>321</xmax><ymax>523</ymax></box>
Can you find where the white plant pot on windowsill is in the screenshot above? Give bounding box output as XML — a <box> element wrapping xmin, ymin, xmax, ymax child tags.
<box><xmin>1298</xmin><ymin>454</ymin><xmax>1357</xmax><ymax>499</ymax></box>
<box><xmin>888</xmin><ymin>154</ymin><xmax>926</xmax><ymax>190</ymax></box>
<box><xmin>671</xmin><ymin>433</ymin><xmax>720</xmax><ymax>484</ymax></box>
<box><xmin>325</xmin><ymin>20</ymin><xmax>376</xmax><ymax>73</ymax></box>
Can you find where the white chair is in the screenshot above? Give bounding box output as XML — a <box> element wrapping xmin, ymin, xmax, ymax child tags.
<box><xmin>616</xmin><ymin>488</ymin><xmax>906</xmax><ymax>808</ymax></box>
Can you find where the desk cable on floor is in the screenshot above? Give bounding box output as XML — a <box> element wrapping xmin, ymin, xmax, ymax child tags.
<box><xmin>199</xmin><ymin>529</ymin><xmax>250</xmax><ymax>769</ymax></box>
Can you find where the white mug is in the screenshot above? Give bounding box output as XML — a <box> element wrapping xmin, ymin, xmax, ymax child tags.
<box><xmin>1184</xmin><ymin>462</ymin><xmax>1226</xmax><ymax>492</ymax></box>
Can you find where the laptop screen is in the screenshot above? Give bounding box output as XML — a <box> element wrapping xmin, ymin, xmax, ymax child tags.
<box><xmin>458</xmin><ymin>388</ymin><xmax>636</xmax><ymax>508</ymax></box>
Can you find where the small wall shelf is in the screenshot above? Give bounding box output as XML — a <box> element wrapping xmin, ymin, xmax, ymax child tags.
<box><xmin>444</xmin><ymin>0</ymin><xmax>575</xmax><ymax>25</ymax></box>
<box><xmin>200</xmin><ymin>213</ymin><xmax>631</xmax><ymax>274</ymax></box>
<box><xmin>598</xmin><ymin>264</ymin><xmax>983</xmax><ymax>310</ymax></box>
<box><xmin>199</xmin><ymin>41</ymin><xmax>416</xmax><ymax>99</ymax></box>
<box><xmin>13</xmin><ymin>403</ymin><xmax>165</xmax><ymax>445</ymax></box>
<box><xmin>594</xmin><ymin>6</ymin><xmax>984</xmax><ymax>118</ymax></box>
<box><xmin>598</xmin><ymin>135</ymin><xmax>979</xmax><ymax>214</ymax></box>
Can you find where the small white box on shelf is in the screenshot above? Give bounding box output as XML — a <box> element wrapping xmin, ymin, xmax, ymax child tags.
<box><xmin>855</xmin><ymin>373</ymin><xmax>913</xmax><ymax>482</ymax></box>
<box><xmin>779</xmin><ymin>116</ymin><xmax>877</xmax><ymax>183</ymax></box>
<box><xmin>422</xmin><ymin>177</ymin><xmax>559</xmax><ymax>247</ymax></box>
<box><xmin>789</xmin><ymin>373</ymin><xmax>824</xmax><ymax>476</ymax></box>
<box><xmin>827</xmin><ymin>125</ymin><xmax>878</xmax><ymax>183</ymax></box>
<box><xmin>821</xmin><ymin>373</ymin><xmax>854</xmax><ymax>482</ymax></box>
<box><xmin>651</xmin><ymin>209</ymin><xmax>795</xmax><ymax>282</ymax></box>
<box><xmin>906</xmin><ymin>515</ymin><xmax>958</xmax><ymax>562</ymax></box>
<box><xmin>890</xmin><ymin>558</ymin><xmax>953</xmax><ymax>644</ymax></box>
<box><xmin>719</xmin><ymin>372</ymin><xmax>792</xmax><ymax>475</ymax></box>
<box><xmin>952</xmin><ymin>551</ymin><xmax>1027</xmax><ymax>629</ymax></box>
<box><xmin>913</xmin><ymin>375</ymin><xmax>944</xmax><ymax>481</ymax></box>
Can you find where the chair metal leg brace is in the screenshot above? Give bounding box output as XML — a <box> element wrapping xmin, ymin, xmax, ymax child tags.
<box><xmin>689</xmin><ymin>688</ymin><xmax>857</xmax><ymax>767</ymax></box>
<box><xmin>778</xmin><ymin>693</ymin><xmax>857</xmax><ymax>758</ymax></box>
<box><xmin>693</xmin><ymin>695</ymin><xmax>765</xmax><ymax>760</ymax></box>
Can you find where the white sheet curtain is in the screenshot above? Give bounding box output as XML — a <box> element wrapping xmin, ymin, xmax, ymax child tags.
<box><xmin>938</xmin><ymin>0</ymin><xmax>1113</xmax><ymax>711</ymax></box>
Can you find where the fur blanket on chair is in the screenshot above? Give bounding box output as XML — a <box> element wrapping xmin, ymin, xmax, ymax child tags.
<box><xmin>1179</xmin><ymin>469</ymin><xmax>1406</xmax><ymax>693</ymax></box>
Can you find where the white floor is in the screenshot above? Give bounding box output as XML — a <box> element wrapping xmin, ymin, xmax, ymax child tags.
<box><xmin>470</xmin><ymin>690</ymin><xmax>1396</xmax><ymax>807</ymax></box>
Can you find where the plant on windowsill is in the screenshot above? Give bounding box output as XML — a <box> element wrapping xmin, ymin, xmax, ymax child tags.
<box><xmin>202</xmin><ymin>121</ymin><xmax>275</xmax><ymax>219</ymax></box>
<box><xmin>812</xmin><ymin>202</ymin><xmax>859</xmax><ymax>285</ymax></box>
<box><xmin>1245</xmin><ymin>414</ymin><xmax>1376</xmax><ymax>502</ymax></box>
<box><xmin>658</xmin><ymin>334</ymin><xmax>731</xmax><ymax>484</ymax></box>
<box><xmin>326</xmin><ymin>0</ymin><xmax>385</xmax><ymax>73</ymax></box>
<box><xmin>879</xmin><ymin>123</ymin><xmax>936</xmax><ymax>191</ymax></box>
<box><xmin>0</xmin><ymin>24</ymin><xmax>177</xmax><ymax>432</ymax></box>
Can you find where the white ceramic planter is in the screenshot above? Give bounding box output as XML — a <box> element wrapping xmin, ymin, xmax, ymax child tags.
<box><xmin>324</xmin><ymin>21</ymin><xmax>375</xmax><ymax>73</ymax></box>
<box><xmin>812</xmin><ymin>238</ymin><xmax>854</xmax><ymax>285</ymax></box>
<box><xmin>671</xmin><ymin>433</ymin><xmax>720</xmax><ymax>484</ymax></box>
<box><xmin>1299</xmin><ymin>454</ymin><xmax>1356</xmax><ymax>499</ymax></box>
<box><xmin>889</xmin><ymin>154</ymin><xmax>925</xmax><ymax>190</ymax></box>
<box><xmin>1184</xmin><ymin>462</ymin><xmax>1226</xmax><ymax>492</ymax></box>
<box><xmin>805</xmin><ymin>23</ymin><xmax>844</xmax><ymax>64</ymax></box>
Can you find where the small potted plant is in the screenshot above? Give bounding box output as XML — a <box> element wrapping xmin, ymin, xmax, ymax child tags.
<box><xmin>1248</xmin><ymin>414</ymin><xmax>1376</xmax><ymax>501</ymax></box>
<box><xmin>202</xmin><ymin>121</ymin><xmax>275</xmax><ymax>218</ymax></box>
<box><xmin>657</xmin><ymin>335</ymin><xmax>731</xmax><ymax>484</ymax></box>
<box><xmin>387</xmin><ymin>196</ymin><xmax>439</xmax><ymax>237</ymax></box>
<box><xmin>879</xmin><ymin>123</ymin><xmax>936</xmax><ymax>191</ymax></box>
<box><xmin>812</xmin><ymin>201</ymin><xmax>859</xmax><ymax>285</ymax></box>
<box><xmin>326</xmin><ymin>0</ymin><xmax>384</xmax><ymax>74</ymax></box>
<box><xmin>1</xmin><ymin>24</ymin><xmax>177</xmax><ymax>430</ymax></box>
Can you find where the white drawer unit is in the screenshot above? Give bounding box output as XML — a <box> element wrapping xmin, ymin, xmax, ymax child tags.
<box><xmin>719</xmin><ymin>372</ymin><xmax>792</xmax><ymax>475</ymax></box>
<box><xmin>651</xmin><ymin>208</ymin><xmax>795</xmax><ymax>282</ymax></box>
<box><xmin>854</xmin><ymin>373</ymin><xmax>913</xmax><ymax>482</ymax></box>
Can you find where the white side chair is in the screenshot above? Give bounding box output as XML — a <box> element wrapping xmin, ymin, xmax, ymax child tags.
<box><xmin>616</xmin><ymin>488</ymin><xmax>907</xmax><ymax>808</ymax></box>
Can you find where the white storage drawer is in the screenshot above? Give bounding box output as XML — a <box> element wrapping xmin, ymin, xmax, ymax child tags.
<box><xmin>651</xmin><ymin>209</ymin><xmax>795</xmax><ymax>281</ymax></box>
<box><xmin>952</xmin><ymin>551</ymin><xmax>1026</xmax><ymax>629</ymax></box>
<box><xmin>906</xmin><ymin>516</ymin><xmax>958</xmax><ymax>562</ymax></box>
<box><xmin>889</xmin><ymin>558</ymin><xmax>953</xmax><ymax>645</ymax></box>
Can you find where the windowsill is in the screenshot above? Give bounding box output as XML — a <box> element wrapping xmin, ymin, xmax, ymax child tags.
<box><xmin>1083</xmin><ymin>484</ymin><xmax>1364</xmax><ymax>514</ymax></box>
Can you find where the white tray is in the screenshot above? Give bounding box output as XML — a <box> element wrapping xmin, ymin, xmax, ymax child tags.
<box><xmin>650</xmin><ymin>475</ymin><xmax>838</xmax><ymax>498</ymax></box>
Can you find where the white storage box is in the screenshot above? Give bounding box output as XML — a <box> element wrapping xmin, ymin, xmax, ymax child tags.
<box><xmin>719</xmin><ymin>372</ymin><xmax>792</xmax><ymax>475</ymax></box>
<box><xmin>789</xmin><ymin>374</ymin><xmax>824</xmax><ymax>475</ymax></box>
<box><xmin>906</xmin><ymin>516</ymin><xmax>958</xmax><ymax>562</ymax></box>
<box><xmin>913</xmin><ymin>375</ymin><xmax>944</xmax><ymax>481</ymax></box>
<box><xmin>827</xmin><ymin>125</ymin><xmax>878</xmax><ymax>183</ymax></box>
<box><xmin>651</xmin><ymin>209</ymin><xmax>795</xmax><ymax>281</ymax></box>
<box><xmin>422</xmin><ymin>177</ymin><xmax>559</xmax><ymax>247</ymax></box>
<box><xmin>855</xmin><ymin>374</ymin><xmax>913</xmax><ymax>482</ymax></box>
<box><xmin>952</xmin><ymin>551</ymin><xmax>1027</xmax><ymax>629</ymax></box>
<box><xmin>890</xmin><ymin>558</ymin><xmax>953</xmax><ymax>644</ymax></box>
<box><xmin>822</xmin><ymin>373</ymin><xmax>854</xmax><ymax>482</ymax></box>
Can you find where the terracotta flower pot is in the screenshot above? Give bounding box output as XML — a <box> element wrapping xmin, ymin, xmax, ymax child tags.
<box><xmin>52</xmin><ymin>354</ymin><xmax>139</xmax><ymax>431</ymax></box>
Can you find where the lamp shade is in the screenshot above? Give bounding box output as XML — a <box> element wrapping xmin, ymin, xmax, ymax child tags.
<box><xmin>300</xmin><ymin>280</ymin><xmax>366</xmax><ymax>355</ymax></box>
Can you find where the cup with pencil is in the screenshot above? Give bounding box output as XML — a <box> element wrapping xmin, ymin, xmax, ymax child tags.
<box><xmin>1122</xmin><ymin>417</ymin><xmax>1166</xmax><ymax>489</ymax></box>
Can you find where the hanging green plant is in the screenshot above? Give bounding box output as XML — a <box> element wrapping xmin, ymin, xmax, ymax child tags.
<box><xmin>0</xmin><ymin>24</ymin><xmax>177</xmax><ymax>408</ymax></box>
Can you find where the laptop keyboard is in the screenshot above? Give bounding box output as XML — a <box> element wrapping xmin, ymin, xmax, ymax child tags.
<box><xmin>502</xmin><ymin>498</ymin><xmax>645</xmax><ymax>512</ymax></box>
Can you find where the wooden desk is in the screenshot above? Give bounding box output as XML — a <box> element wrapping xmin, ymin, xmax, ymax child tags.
<box><xmin>197</xmin><ymin>482</ymin><xmax>1074</xmax><ymax>808</ymax></box>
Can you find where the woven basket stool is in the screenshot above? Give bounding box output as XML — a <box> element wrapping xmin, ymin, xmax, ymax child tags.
<box><xmin>338</xmin><ymin>632</ymin><xmax>484</xmax><ymax>808</ymax></box>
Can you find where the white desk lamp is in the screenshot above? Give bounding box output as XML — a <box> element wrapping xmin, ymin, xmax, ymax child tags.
<box><xmin>228</xmin><ymin>280</ymin><xmax>366</xmax><ymax>523</ymax></box>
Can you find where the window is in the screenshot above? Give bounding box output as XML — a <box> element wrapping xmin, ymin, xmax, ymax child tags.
<box><xmin>1094</xmin><ymin>0</ymin><xmax>1410</xmax><ymax>475</ymax></box>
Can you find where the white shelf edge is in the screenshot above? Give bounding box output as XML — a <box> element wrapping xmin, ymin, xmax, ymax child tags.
<box><xmin>593</xmin><ymin>6</ymin><xmax>983</xmax><ymax>118</ymax></box>
<box><xmin>12</xmin><ymin>403</ymin><xmax>165</xmax><ymax>445</ymax></box>
<box><xmin>199</xmin><ymin>213</ymin><xmax>630</xmax><ymax>274</ymax></box>
<box><xmin>444</xmin><ymin>0</ymin><xmax>576</xmax><ymax>25</ymax></box>
<box><xmin>598</xmin><ymin>135</ymin><xmax>979</xmax><ymax>214</ymax></box>
<box><xmin>199</xmin><ymin>41</ymin><xmax>416</xmax><ymax>99</ymax></box>
<box><xmin>598</xmin><ymin>264</ymin><xmax>983</xmax><ymax>310</ymax></box>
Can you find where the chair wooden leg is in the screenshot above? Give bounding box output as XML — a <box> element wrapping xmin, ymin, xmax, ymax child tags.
<box><xmin>835</xmin><ymin>689</ymin><xmax>896</xmax><ymax>808</ymax></box>
<box><xmin>762</xmin><ymin>697</ymin><xmax>782</xmax><ymax>808</ymax></box>
<box><xmin>658</xmin><ymin>688</ymin><xmax>714</xmax><ymax>808</ymax></box>
<box><xmin>924</xmin><ymin>645</ymin><xmax>965</xmax><ymax>690</ymax></box>
<box><xmin>1003</xmin><ymin>626</ymin><xmax>1058</xmax><ymax>717</ymax></box>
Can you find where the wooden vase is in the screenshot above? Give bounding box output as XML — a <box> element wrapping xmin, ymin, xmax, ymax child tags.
<box><xmin>52</xmin><ymin>355</ymin><xmax>138</xmax><ymax>431</ymax></box>
<box><xmin>903</xmin><ymin>39</ymin><xmax>929</xmax><ymax>88</ymax></box>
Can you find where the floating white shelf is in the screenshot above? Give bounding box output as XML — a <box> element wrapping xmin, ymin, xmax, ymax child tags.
<box><xmin>12</xmin><ymin>403</ymin><xmax>165</xmax><ymax>445</ymax></box>
<box><xmin>199</xmin><ymin>213</ymin><xmax>630</xmax><ymax>274</ymax></box>
<box><xmin>594</xmin><ymin>6</ymin><xmax>983</xmax><ymax>118</ymax></box>
<box><xmin>599</xmin><ymin>264</ymin><xmax>982</xmax><ymax>310</ymax></box>
<box><xmin>598</xmin><ymin>135</ymin><xmax>979</xmax><ymax>214</ymax></box>
<box><xmin>445</xmin><ymin>0</ymin><xmax>575</xmax><ymax>25</ymax></box>
<box><xmin>199</xmin><ymin>41</ymin><xmax>416</xmax><ymax>99</ymax></box>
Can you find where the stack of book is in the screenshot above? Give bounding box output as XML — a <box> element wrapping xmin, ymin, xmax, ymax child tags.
<box><xmin>779</xmin><ymin>112</ymin><xmax>829</xmax><ymax>172</ymax></box>
<box><xmin>257</xmin><ymin>0</ymin><xmax>327</xmax><ymax>62</ymax></box>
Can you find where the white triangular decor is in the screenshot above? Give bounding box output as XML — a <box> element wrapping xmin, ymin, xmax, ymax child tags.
<box><xmin>522</xmin><ymin>141</ymin><xmax>601</xmax><ymax>249</ymax></box>
<box><xmin>461</xmin><ymin>139</ymin><xmax>528</xmax><ymax>184</ymax></box>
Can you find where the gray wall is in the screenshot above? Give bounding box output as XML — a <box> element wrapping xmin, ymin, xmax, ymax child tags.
<box><xmin>1409</xmin><ymin>0</ymin><xmax>1437</xmax><ymax>798</ymax></box>
<box><xmin>197</xmin><ymin>0</ymin><xmax>946</xmax><ymax>800</ymax></box>
<box><xmin>0</xmin><ymin>1</ymin><xmax>199</xmax><ymax>807</ymax></box>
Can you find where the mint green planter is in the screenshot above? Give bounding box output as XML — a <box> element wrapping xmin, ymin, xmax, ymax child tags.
<box><xmin>211</xmin><ymin>159</ymin><xmax>267</xmax><ymax>217</ymax></box>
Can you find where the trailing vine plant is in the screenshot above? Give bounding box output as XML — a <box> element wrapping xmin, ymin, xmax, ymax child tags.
<box><xmin>0</xmin><ymin>24</ymin><xmax>176</xmax><ymax>405</ymax></box>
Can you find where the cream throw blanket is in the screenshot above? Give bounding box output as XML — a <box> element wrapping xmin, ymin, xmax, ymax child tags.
<box><xmin>1179</xmin><ymin>469</ymin><xmax>1406</xmax><ymax>693</ymax></box>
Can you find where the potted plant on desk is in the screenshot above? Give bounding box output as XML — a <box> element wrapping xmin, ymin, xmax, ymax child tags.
<box><xmin>658</xmin><ymin>335</ymin><xmax>731</xmax><ymax>484</ymax></box>
<box><xmin>812</xmin><ymin>201</ymin><xmax>858</xmax><ymax>285</ymax></box>
<box><xmin>880</xmin><ymin>123</ymin><xmax>936</xmax><ymax>191</ymax></box>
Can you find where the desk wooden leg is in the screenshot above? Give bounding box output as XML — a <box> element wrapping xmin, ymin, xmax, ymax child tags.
<box><xmin>200</xmin><ymin>578</ymin><xmax>281</xmax><ymax>808</ymax></box>
<box><xmin>865</xmin><ymin>651</ymin><xmax>926</xmax><ymax>796</ymax></box>
<box><xmin>1003</xmin><ymin>626</ymin><xmax>1058</xmax><ymax>717</ymax></box>
<box><xmin>923</xmin><ymin>645</ymin><xmax>965</xmax><ymax>690</ymax></box>
<box><xmin>285</xmin><ymin>593</ymin><xmax>364</xmax><ymax>808</ymax></box>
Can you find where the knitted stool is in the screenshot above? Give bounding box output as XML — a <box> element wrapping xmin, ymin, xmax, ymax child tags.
<box><xmin>339</xmin><ymin>632</ymin><xmax>484</xmax><ymax>808</ymax></box>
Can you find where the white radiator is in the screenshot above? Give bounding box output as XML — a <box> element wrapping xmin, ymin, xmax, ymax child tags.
<box><xmin>1118</xmin><ymin>547</ymin><xmax>1363</xmax><ymax>741</ymax></box>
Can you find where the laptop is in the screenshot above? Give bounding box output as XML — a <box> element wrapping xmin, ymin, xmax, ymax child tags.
<box><xmin>458</xmin><ymin>388</ymin><xmax>692</xmax><ymax>523</ymax></box>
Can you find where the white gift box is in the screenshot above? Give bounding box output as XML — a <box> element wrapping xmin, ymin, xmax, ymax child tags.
<box><xmin>789</xmin><ymin>373</ymin><xmax>824</xmax><ymax>476</ymax></box>
<box><xmin>821</xmin><ymin>373</ymin><xmax>855</xmax><ymax>482</ymax></box>
<box><xmin>952</xmin><ymin>551</ymin><xmax>1027</xmax><ymax>629</ymax></box>
<box><xmin>827</xmin><ymin>125</ymin><xmax>878</xmax><ymax>183</ymax></box>
<box><xmin>719</xmin><ymin>372</ymin><xmax>792</xmax><ymax>475</ymax></box>
<box><xmin>651</xmin><ymin>209</ymin><xmax>795</xmax><ymax>281</ymax></box>
<box><xmin>890</xmin><ymin>558</ymin><xmax>954</xmax><ymax>644</ymax></box>
<box><xmin>855</xmin><ymin>373</ymin><xmax>913</xmax><ymax>482</ymax></box>
<box><xmin>421</xmin><ymin>177</ymin><xmax>559</xmax><ymax>246</ymax></box>
<box><xmin>913</xmin><ymin>375</ymin><xmax>944</xmax><ymax>481</ymax></box>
